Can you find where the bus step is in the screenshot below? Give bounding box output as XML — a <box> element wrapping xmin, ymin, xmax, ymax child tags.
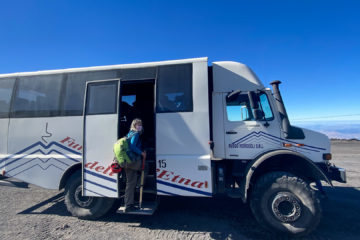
<box><xmin>117</xmin><ymin>201</ymin><xmax>158</xmax><ymax>215</ymax></box>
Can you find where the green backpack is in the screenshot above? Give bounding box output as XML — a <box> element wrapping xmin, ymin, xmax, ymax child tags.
<box><xmin>113</xmin><ymin>136</ymin><xmax>132</xmax><ymax>166</ymax></box>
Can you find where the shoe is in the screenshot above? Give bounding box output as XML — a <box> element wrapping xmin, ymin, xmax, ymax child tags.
<box><xmin>124</xmin><ymin>205</ymin><xmax>139</xmax><ymax>213</ymax></box>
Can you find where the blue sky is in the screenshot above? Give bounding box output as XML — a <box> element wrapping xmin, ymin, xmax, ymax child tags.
<box><xmin>1</xmin><ymin>0</ymin><xmax>359</xmax><ymax>124</ymax></box>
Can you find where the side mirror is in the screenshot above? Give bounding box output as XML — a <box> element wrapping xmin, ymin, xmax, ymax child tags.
<box><xmin>248</xmin><ymin>92</ymin><xmax>264</xmax><ymax>120</ymax></box>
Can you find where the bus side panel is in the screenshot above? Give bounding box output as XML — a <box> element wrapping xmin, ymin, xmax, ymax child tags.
<box><xmin>0</xmin><ymin>119</ymin><xmax>9</xmax><ymax>174</ymax></box>
<box><xmin>6</xmin><ymin>117</ymin><xmax>82</xmax><ymax>189</ymax></box>
<box><xmin>156</xmin><ymin>61</ymin><xmax>212</xmax><ymax>197</ymax></box>
<box><xmin>0</xmin><ymin>77</ymin><xmax>16</xmax><ymax>175</ymax></box>
<box><xmin>212</xmin><ymin>92</ymin><xmax>226</xmax><ymax>158</ymax></box>
<box><xmin>83</xmin><ymin>114</ymin><xmax>118</xmax><ymax>198</ymax></box>
<box><xmin>156</xmin><ymin>153</ymin><xmax>212</xmax><ymax>197</ymax></box>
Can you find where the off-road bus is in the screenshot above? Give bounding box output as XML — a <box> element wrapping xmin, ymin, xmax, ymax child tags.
<box><xmin>0</xmin><ymin>57</ymin><xmax>346</xmax><ymax>236</ymax></box>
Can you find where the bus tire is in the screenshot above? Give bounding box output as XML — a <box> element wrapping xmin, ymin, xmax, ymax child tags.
<box><xmin>250</xmin><ymin>171</ymin><xmax>321</xmax><ymax>236</ymax></box>
<box><xmin>64</xmin><ymin>170</ymin><xmax>115</xmax><ymax>220</ymax></box>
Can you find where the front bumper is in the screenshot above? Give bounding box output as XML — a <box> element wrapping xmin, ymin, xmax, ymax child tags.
<box><xmin>316</xmin><ymin>163</ymin><xmax>347</xmax><ymax>183</ymax></box>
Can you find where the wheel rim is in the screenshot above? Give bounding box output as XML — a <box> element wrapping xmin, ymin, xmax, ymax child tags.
<box><xmin>271</xmin><ymin>192</ymin><xmax>302</xmax><ymax>223</ymax></box>
<box><xmin>74</xmin><ymin>185</ymin><xmax>94</xmax><ymax>208</ymax></box>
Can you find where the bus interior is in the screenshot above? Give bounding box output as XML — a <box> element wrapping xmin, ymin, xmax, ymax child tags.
<box><xmin>118</xmin><ymin>80</ymin><xmax>157</xmax><ymax>193</ymax></box>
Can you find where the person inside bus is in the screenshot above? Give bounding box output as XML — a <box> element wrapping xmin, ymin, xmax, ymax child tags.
<box><xmin>124</xmin><ymin>118</ymin><xmax>146</xmax><ymax>212</ymax></box>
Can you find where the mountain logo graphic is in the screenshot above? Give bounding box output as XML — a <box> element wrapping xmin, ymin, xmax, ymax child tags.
<box><xmin>0</xmin><ymin>141</ymin><xmax>81</xmax><ymax>177</ymax></box>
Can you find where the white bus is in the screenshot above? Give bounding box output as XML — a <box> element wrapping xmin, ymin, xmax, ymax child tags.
<box><xmin>0</xmin><ymin>57</ymin><xmax>346</xmax><ymax>236</ymax></box>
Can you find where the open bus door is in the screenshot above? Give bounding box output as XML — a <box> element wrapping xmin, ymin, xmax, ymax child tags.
<box><xmin>82</xmin><ymin>79</ymin><xmax>120</xmax><ymax>198</ymax></box>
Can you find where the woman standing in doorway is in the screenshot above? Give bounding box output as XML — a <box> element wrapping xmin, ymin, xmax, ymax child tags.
<box><xmin>124</xmin><ymin>118</ymin><xmax>146</xmax><ymax>212</ymax></box>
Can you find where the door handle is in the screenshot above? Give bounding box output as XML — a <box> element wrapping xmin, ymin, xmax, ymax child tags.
<box><xmin>226</xmin><ymin>131</ymin><xmax>237</xmax><ymax>134</ymax></box>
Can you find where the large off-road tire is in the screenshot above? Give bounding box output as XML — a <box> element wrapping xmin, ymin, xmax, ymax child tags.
<box><xmin>64</xmin><ymin>170</ymin><xmax>116</xmax><ymax>220</ymax></box>
<box><xmin>250</xmin><ymin>171</ymin><xmax>321</xmax><ymax>236</ymax></box>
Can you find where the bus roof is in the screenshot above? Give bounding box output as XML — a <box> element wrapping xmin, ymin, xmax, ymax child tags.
<box><xmin>0</xmin><ymin>57</ymin><xmax>208</xmax><ymax>78</ymax></box>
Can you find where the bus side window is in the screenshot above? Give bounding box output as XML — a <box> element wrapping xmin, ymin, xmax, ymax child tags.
<box><xmin>226</xmin><ymin>93</ymin><xmax>274</xmax><ymax>122</ymax></box>
<box><xmin>156</xmin><ymin>64</ymin><xmax>193</xmax><ymax>113</ymax></box>
<box><xmin>86</xmin><ymin>82</ymin><xmax>118</xmax><ymax>115</ymax></box>
<box><xmin>63</xmin><ymin>71</ymin><xmax>117</xmax><ymax>116</ymax></box>
<box><xmin>258</xmin><ymin>93</ymin><xmax>274</xmax><ymax>121</ymax></box>
<box><xmin>11</xmin><ymin>75</ymin><xmax>63</xmax><ymax>117</ymax></box>
<box><xmin>63</xmin><ymin>74</ymin><xmax>87</xmax><ymax>116</ymax></box>
<box><xmin>226</xmin><ymin>94</ymin><xmax>255</xmax><ymax>122</ymax></box>
<box><xmin>0</xmin><ymin>78</ymin><xmax>15</xmax><ymax>118</ymax></box>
